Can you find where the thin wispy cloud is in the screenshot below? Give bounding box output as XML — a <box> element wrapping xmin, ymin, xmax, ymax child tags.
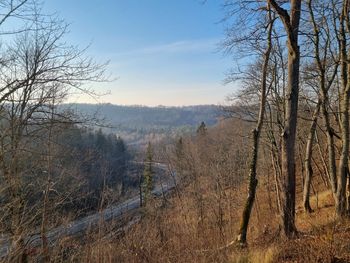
<box><xmin>114</xmin><ymin>38</ymin><xmax>220</xmax><ymax>57</ymax></box>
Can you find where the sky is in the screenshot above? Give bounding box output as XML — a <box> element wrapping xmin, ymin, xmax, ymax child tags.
<box><xmin>43</xmin><ymin>0</ymin><xmax>235</xmax><ymax>106</ymax></box>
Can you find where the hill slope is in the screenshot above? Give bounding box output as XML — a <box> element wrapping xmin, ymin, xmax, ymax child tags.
<box><xmin>64</xmin><ymin>103</ymin><xmax>222</xmax><ymax>145</ymax></box>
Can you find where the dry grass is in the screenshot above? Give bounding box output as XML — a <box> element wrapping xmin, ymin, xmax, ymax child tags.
<box><xmin>231</xmin><ymin>246</ymin><xmax>278</xmax><ymax>263</ymax></box>
<box><xmin>237</xmin><ymin>188</ymin><xmax>350</xmax><ymax>263</ymax></box>
<box><xmin>41</xmin><ymin>177</ymin><xmax>350</xmax><ymax>263</ymax></box>
<box><xmin>44</xmin><ymin>172</ymin><xmax>350</xmax><ymax>263</ymax></box>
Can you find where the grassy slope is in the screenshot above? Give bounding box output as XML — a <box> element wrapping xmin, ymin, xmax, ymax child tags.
<box><xmin>74</xmin><ymin>175</ymin><xmax>349</xmax><ymax>263</ymax></box>
<box><xmin>232</xmin><ymin>188</ymin><xmax>350</xmax><ymax>263</ymax></box>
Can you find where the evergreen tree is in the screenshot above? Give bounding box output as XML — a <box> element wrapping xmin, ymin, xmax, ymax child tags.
<box><xmin>175</xmin><ymin>137</ymin><xmax>185</xmax><ymax>174</ymax></box>
<box><xmin>196</xmin><ymin>121</ymin><xmax>207</xmax><ymax>135</ymax></box>
<box><xmin>175</xmin><ymin>137</ymin><xmax>184</xmax><ymax>160</ymax></box>
<box><xmin>142</xmin><ymin>142</ymin><xmax>154</xmax><ymax>206</ymax></box>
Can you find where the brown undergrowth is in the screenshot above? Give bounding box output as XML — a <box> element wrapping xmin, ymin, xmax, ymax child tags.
<box><xmin>45</xmin><ymin>176</ymin><xmax>350</xmax><ymax>263</ymax></box>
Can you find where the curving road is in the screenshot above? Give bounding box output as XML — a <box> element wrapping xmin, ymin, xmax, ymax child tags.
<box><xmin>0</xmin><ymin>162</ymin><xmax>177</xmax><ymax>257</ymax></box>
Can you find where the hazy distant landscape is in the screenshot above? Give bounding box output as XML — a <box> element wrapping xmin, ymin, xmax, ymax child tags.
<box><xmin>66</xmin><ymin>103</ymin><xmax>222</xmax><ymax>145</ymax></box>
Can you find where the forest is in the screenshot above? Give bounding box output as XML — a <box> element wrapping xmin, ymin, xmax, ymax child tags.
<box><xmin>63</xmin><ymin>103</ymin><xmax>221</xmax><ymax>145</ymax></box>
<box><xmin>2</xmin><ymin>0</ymin><xmax>350</xmax><ymax>263</ymax></box>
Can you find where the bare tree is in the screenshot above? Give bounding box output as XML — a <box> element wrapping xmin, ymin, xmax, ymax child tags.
<box><xmin>302</xmin><ymin>100</ymin><xmax>320</xmax><ymax>212</ymax></box>
<box><xmin>302</xmin><ymin>0</ymin><xmax>339</xmax><ymax>212</ymax></box>
<box><xmin>335</xmin><ymin>0</ymin><xmax>350</xmax><ymax>216</ymax></box>
<box><xmin>236</xmin><ymin>4</ymin><xmax>274</xmax><ymax>246</ymax></box>
<box><xmin>0</xmin><ymin>4</ymin><xmax>107</xmax><ymax>260</ymax></box>
<box><xmin>268</xmin><ymin>0</ymin><xmax>302</xmax><ymax>237</ymax></box>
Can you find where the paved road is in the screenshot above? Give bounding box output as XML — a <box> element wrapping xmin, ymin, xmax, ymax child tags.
<box><xmin>0</xmin><ymin>162</ymin><xmax>176</xmax><ymax>257</ymax></box>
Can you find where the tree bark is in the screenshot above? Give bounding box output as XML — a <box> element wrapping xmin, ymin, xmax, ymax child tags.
<box><xmin>321</xmin><ymin>100</ymin><xmax>338</xmax><ymax>196</ymax></box>
<box><xmin>336</xmin><ymin>2</ymin><xmax>350</xmax><ymax>216</ymax></box>
<box><xmin>236</xmin><ymin>8</ymin><xmax>273</xmax><ymax>245</ymax></box>
<box><xmin>303</xmin><ymin>102</ymin><xmax>320</xmax><ymax>213</ymax></box>
<box><xmin>269</xmin><ymin>0</ymin><xmax>301</xmax><ymax>237</ymax></box>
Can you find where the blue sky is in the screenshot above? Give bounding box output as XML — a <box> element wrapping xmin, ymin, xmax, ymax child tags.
<box><xmin>44</xmin><ymin>0</ymin><xmax>235</xmax><ymax>106</ymax></box>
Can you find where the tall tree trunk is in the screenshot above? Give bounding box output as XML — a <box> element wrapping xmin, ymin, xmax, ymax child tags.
<box><xmin>308</xmin><ymin>0</ymin><xmax>338</xmax><ymax>199</ymax></box>
<box><xmin>280</xmin><ymin>42</ymin><xmax>300</xmax><ymax>237</ymax></box>
<box><xmin>337</xmin><ymin>93</ymin><xmax>349</xmax><ymax>216</ymax></box>
<box><xmin>236</xmin><ymin>9</ymin><xmax>273</xmax><ymax>245</ymax></box>
<box><xmin>321</xmin><ymin>100</ymin><xmax>338</xmax><ymax>196</ymax></box>
<box><xmin>303</xmin><ymin>102</ymin><xmax>320</xmax><ymax>213</ymax></box>
<box><xmin>267</xmin><ymin>104</ymin><xmax>283</xmax><ymax>214</ymax></box>
<box><xmin>271</xmin><ymin>151</ymin><xmax>282</xmax><ymax>213</ymax></box>
<box><xmin>269</xmin><ymin>0</ymin><xmax>301</xmax><ymax>237</ymax></box>
<box><xmin>336</xmin><ymin>3</ymin><xmax>349</xmax><ymax>216</ymax></box>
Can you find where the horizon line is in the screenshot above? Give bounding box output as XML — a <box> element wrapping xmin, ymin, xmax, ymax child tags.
<box><xmin>62</xmin><ymin>102</ymin><xmax>221</xmax><ymax>108</ymax></box>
